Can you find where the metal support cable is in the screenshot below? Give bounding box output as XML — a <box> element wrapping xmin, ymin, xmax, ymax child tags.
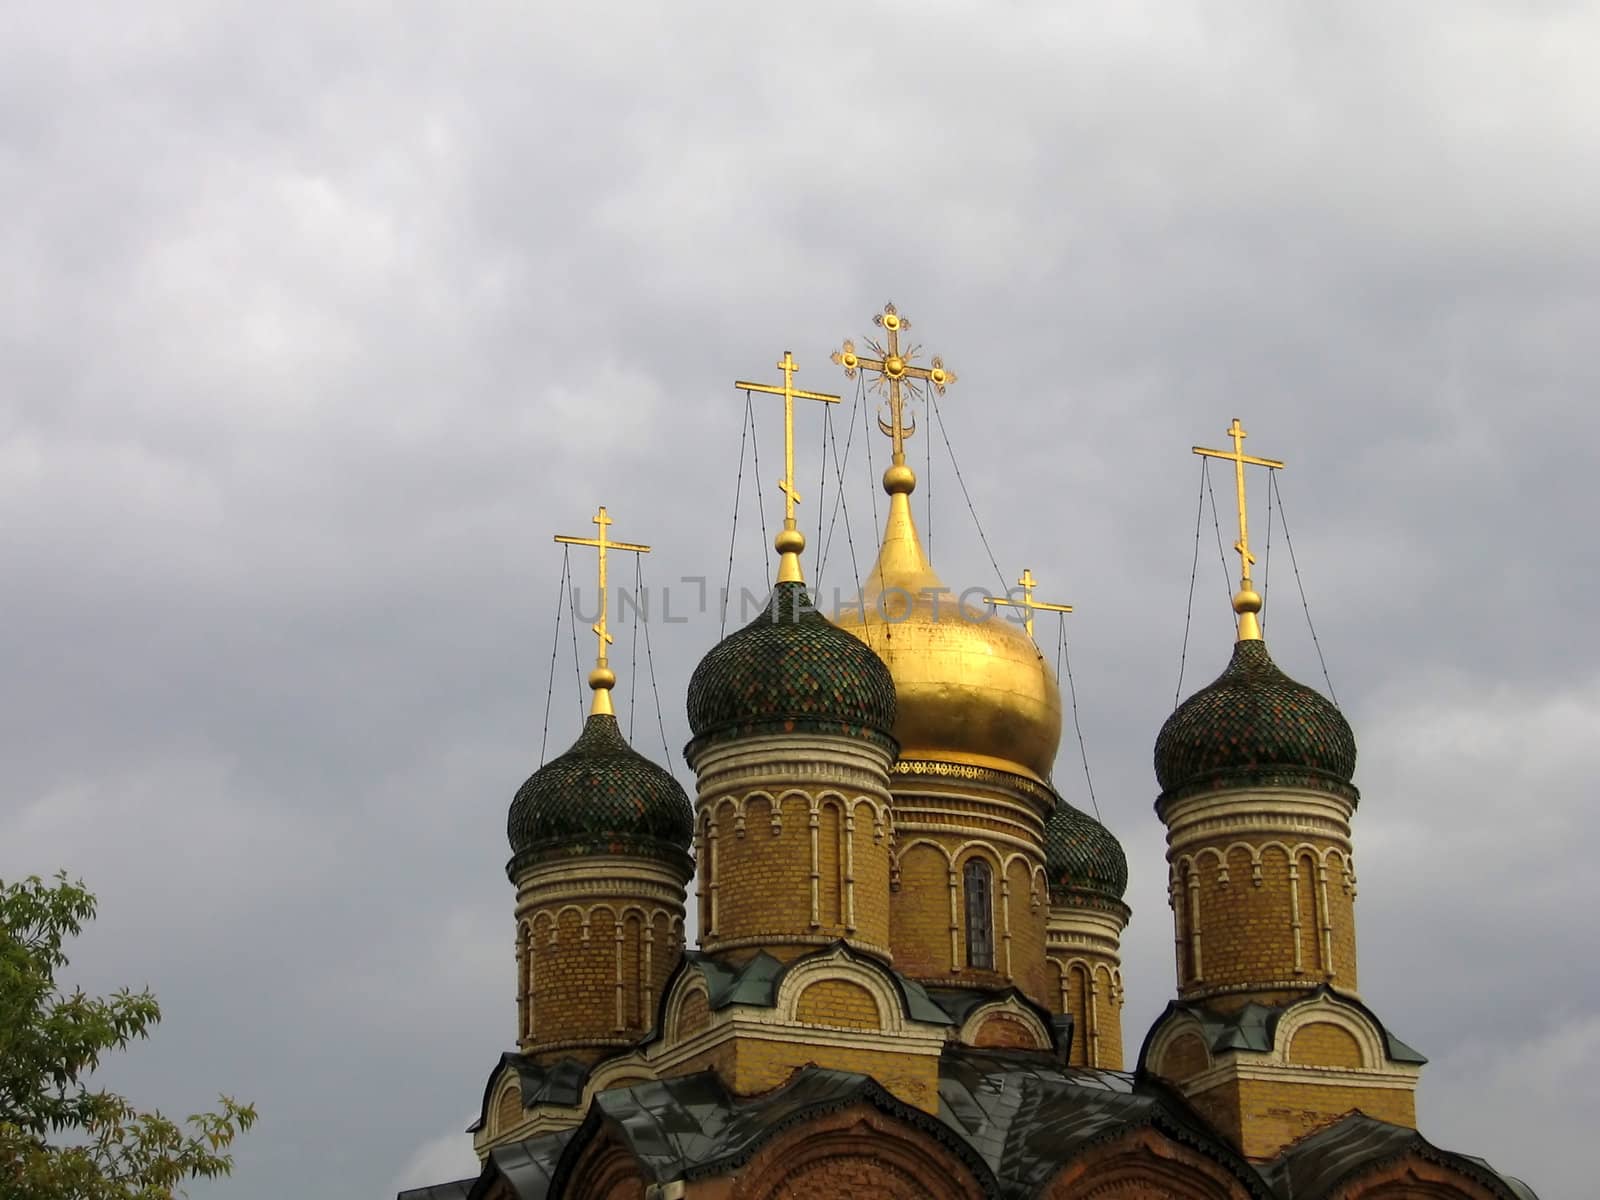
<box><xmin>627</xmin><ymin>552</ymin><xmax>642</xmax><ymax>740</ymax></box>
<box><xmin>566</xmin><ymin>555</ymin><xmax>585</xmax><ymax>723</ymax></box>
<box><xmin>540</xmin><ymin>550</ymin><xmax>572</xmax><ymax>764</ymax></box>
<box><xmin>1203</xmin><ymin>458</ymin><xmax>1234</xmax><ymax>609</ymax></box>
<box><xmin>1174</xmin><ymin>459</ymin><xmax>1207</xmax><ymax>709</ymax></box>
<box><xmin>818</xmin><ymin>391</ymin><xmax>865</xmax><ymax>602</ymax></box>
<box><xmin>745</xmin><ymin>392</ymin><xmax>772</xmax><ymax>591</ymax></box>
<box><xmin>637</xmin><ymin>558</ymin><xmax>676</xmax><ymax>773</ymax></box>
<box><xmin>719</xmin><ymin>394</ymin><xmax>753</xmax><ymax>637</ymax></box>
<box><xmin>929</xmin><ymin>390</ymin><xmax>1009</xmax><ymax>595</ymax></box>
<box><xmin>818</xmin><ymin>379</ymin><xmax>865</xmax><ymax>585</ymax></box>
<box><xmin>1270</xmin><ymin>472</ymin><xmax>1339</xmax><ymax>706</ymax></box>
<box><xmin>1056</xmin><ymin>615</ymin><xmax>1101</xmax><ymax>821</ymax></box>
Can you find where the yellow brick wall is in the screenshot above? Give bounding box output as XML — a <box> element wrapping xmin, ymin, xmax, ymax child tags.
<box><xmin>524</xmin><ymin>904</ymin><xmax>682</xmax><ymax>1059</ymax></box>
<box><xmin>889</xmin><ymin>839</ymin><xmax>1050</xmax><ymax>1005</ymax></box>
<box><xmin>730</xmin><ymin>1040</ymin><xmax>940</xmax><ymax>1114</ymax></box>
<box><xmin>708</xmin><ymin>792</ymin><xmax>891</xmax><ymax>954</ymax></box>
<box><xmin>1048</xmin><ymin>955</ymin><xmax>1125</xmax><ymax>1069</ymax></box>
<box><xmin>1160</xmin><ymin>1032</ymin><xmax>1212</xmax><ymax>1081</ymax></box>
<box><xmin>1185</xmin><ymin>1075</ymin><xmax>1416</xmax><ymax>1161</ymax></box>
<box><xmin>889</xmin><ymin>841</ymin><xmax>951</xmax><ymax>978</ymax></box>
<box><xmin>1177</xmin><ymin>837</ymin><xmax>1356</xmax><ymax>998</ymax></box>
<box><xmin>1288</xmin><ymin>1021</ymin><xmax>1364</xmax><ymax>1069</ymax></box>
<box><xmin>1003</xmin><ymin>856</ymin><xmax>1049</xmax><ymax>1000</ymax></box>
<box><xmin>795</xmin><ymin>979</ymin><xmax>881</xmax><ymax>1030</ymax></box>
<box><xmin>677</xmin><ymin>989</ymin><xmax>710</xmax><ymax>1038</ymax></box>
<box><xmin>1233</xmin><ymin>1076</ymin><xmax>1415</xmax><ymax>1159</ymax></box>
<box><xmin>973</xmin><ymin>1013</ymin><xmax>1045</xmax><ymax>1049</ymax></box>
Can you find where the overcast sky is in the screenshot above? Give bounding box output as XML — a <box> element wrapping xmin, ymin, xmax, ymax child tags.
<box><xmin>2</xmin><ymin>4</ymin><xmax>1594</xmax><ymax>1198</ymax></box>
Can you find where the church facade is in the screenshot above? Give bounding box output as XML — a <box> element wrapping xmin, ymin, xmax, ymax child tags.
<box><xmin>401</xmin><ymin>310</ymin><xmax>1537</xmax><ymax>1200</ymax></box>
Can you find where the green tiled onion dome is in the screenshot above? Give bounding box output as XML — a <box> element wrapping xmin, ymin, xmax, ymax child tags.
<box><xmin>1044</xmin><ymin>799</ymin><xmax>1129</xmax><ymax>905</ymax></box>
<box><xmin>507</xmin><ymin>713</ymin><xmax>694</xmax><ymax>875</ymax></box>
<box><xmin>1154</xmin><ymin>639</ymin><xmax>1357</xmax><ymax>804</ymax></box>
<box><xmin>686</xmin><ymin>581</ymin><xmax>897</xmax><ymax>757</ymax></box>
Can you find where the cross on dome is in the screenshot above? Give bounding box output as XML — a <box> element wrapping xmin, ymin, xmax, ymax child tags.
<box><xmin>734</xmin><ymin>351</ymin><xmax>841</xmax><ymax>584</ymax></box>
<box><xmin>554</xmin><ymin>506</ymin><xmax>651</xmax><ymax>715</ymax></box>
<box><xmin>1192</xmin><ymin>418</ymin><xmax>1285</xmax><ymax>642</ymax></box>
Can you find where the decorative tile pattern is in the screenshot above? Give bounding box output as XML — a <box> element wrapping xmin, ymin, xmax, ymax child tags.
<box><xmin>1043</xmin><ymin>799</ymin><xmax>1129</xmax><ymax>903</ymax></box>
<box><xmin>1154</xmin><ymin>640</ymin><xmax>1357</xmax><ymax>799</ymax></box>
<box><xmin>507</xmin><ymin>713</ymin><xmax>694</xmax><ymax>867</ymax></box>
<box><xmin>686</xmin><ymin>582</ymin><xmax>897</xmax><ymax>753</ymax></box>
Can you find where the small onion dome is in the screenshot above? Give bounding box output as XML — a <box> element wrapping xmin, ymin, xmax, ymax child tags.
<box><xmin>686</xmin><ymin>581</ymin><xmax>897</xmax><ymax>758</ymax></box>
<box><xmin>1154</xmin><ymin>638</ymin><xmax>1357</xmax><ymax>806</ymax></box>
<box><xmin>1044</xmin><ymin>799</ymin><xmax>1129</xmax><ymax>905</ymax></box>
<box><xmin>507</xmin><ymin>713</ymin><xmax>693</xmax><ymax>876</ymax></box>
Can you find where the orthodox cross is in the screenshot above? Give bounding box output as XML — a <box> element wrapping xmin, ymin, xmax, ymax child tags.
<box><xmin>832</xmin><ymin>302</ymin><xmax>957</xmax><ymax>465</ymax></box>
<box><xmin>1192</xmin><ymin>418</ymin><xmax>1284</xmax><ymax>641</ymax></box>
<box><xmin>554</xmin><ymin>505</ymin><xmax>651</xmax><ymax>715</ymax></box>
<box><xmin>735</xmin><ymin>352</ymin><xmax>840</xmax><ymax>583</ymax></box>
<box><xmin>984</xmin><ymin>568</ymin><xmax>1074</xmax><ymax>641</ymax></box>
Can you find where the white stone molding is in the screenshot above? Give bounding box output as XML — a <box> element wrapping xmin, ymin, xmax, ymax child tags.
<box><xmin>1144</xmin><ymin>1012</ymin><xmax>1213</xmax><ymax>1077</ymax></box>
<box><xmin>1162</xmin><ymin>788</ymin><xmax>1354</xmax><ymax>859</ymax></box>
<box><xmin>773</xmin><ymin>947</ymin><xmax>905</xmax><ymax>1034</ymax></box>
<box><xmin>957</xmin><ymin>996</ymin><xmax>1052</xmax><ymax>1051</ymax></box>
<box><xmin>663</xmin><ymin>974</ymin><xmax>712</xmax><ymax>1046</ymax></box>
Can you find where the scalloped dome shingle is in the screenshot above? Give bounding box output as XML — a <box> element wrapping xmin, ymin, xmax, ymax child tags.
<box><xmin>507</xmin><ymin>713</ymin><xmax>693</xmax><ymax>871</ymax></box>
<box><xmin>1155</xmin><ymin>639</ymin><xmax>1356</xmax><ymax>801</ymax></box>
<box><xmin>686</xmin><ymin>581</ymin><xmax>896</xmax><ymax>754</ymax></box>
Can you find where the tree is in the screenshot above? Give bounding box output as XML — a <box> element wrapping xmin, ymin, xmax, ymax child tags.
<box><xmin>0</xmin><ymin>872</ymin><xmax>257</xmax><ymax>1199</ymax></box>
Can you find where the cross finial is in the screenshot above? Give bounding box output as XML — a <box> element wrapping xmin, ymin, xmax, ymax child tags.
<box><xmin>832</xmin><ymin>302</ymin><xmax>957</xmax><ymax>494</ymax></box>
<box><xmin>1192</xmin><ymin>418</ymin><xmax>1285</xmax><ymax>642</ymax></box>
<box><xmin>554</xmin><ymin>505</ymin><xmax>651</xmax><ymax>715</ymax></box>
<box><xmin>735</xmin><ymin>352</ymin><xmax>841</xmax><ymax>584</ymax></box>
<box><xmin>983</xmin><ymin>568</ymin><xmax>1074</xmax><ymax>641</ymax></box>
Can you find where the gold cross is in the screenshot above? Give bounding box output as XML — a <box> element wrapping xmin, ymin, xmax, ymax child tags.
<box><xmin>983</xmin><ymin>568</ymin><xmax>1073</xmax><ymax>641</ymax></box>
<box><xmin>554</xmin><ymin>505</ymin><xmax>650</xmax><ymax>715</ymax></box>
<box><xmin>832</xmin><ymin>302</ymin><xmax>957</xmax><ymax>465</ymax></box>
<box><xmin>735</xmin><ymin>351</ymin><xmax>840</xmax><ymax>584</ymax></box>
<box><xmin>1192</xmin><ymin>418</ymin><xmax>1285</xmax><ymax>642</ymax></box>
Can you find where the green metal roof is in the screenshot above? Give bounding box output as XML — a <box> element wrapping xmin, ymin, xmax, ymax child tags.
<box><xmin>685</xmin><ymin>582</ymin><xmax>896</xmax><ymax>758</ymax></box>
<box><xmin>1155</xmin><ymin>639</ymin><xmax>1357</xmax><ymax>806</ymax></box>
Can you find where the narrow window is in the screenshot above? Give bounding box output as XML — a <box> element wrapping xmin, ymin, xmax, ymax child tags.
<box><xmin>964</xmin><ymin>859</ymin><xmax>995</xmax><ymax>970</ymax></box>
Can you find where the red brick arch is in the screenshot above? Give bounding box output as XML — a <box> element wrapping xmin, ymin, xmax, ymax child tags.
<box><xmin>1327</xmin><ymin>1156</ymin><xmax>1507</xmax><ymax>1199</ymax></box>
<box><xmin>730</xmin><ymin>1105</ymin><xmax>986</xmax><ymax>1200</ymax></box>
<box><xmin>1042</xmin><ymin>1127</ymin><xmax>1254</xmax><ymax>1200</ymax></box>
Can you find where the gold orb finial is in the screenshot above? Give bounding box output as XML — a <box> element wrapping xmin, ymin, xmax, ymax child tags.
<box><xmin>883</xmin><ymin>462</ymin><xmax>917</xmax><ymax>495</ymax></box>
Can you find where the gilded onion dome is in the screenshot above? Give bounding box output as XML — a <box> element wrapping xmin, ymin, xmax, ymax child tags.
<box><xmin>834</xmin><ymin>464</ymin><xmax>1063</xmax><ymax>783</ymax></box>
<box><xmin>507</xmin><ymin>712</ymin><xmax>694</xmax><ymax>875</ymax></box>
<box><xmin>685</xmin><ymin>581</ymin><xmax>897</xmax><ymax>757</ymax></box>
<box><xmin>1043</xmin><ymin>799</ymin><xmax>1129</xmax><ymax>905</ymax></box>
<box><xmin>1154</xmin><ymin>638</ymin><xmax>1357</xmax><ymax>805</ymax></box>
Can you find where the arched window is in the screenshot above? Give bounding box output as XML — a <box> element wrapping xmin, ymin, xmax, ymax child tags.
<box><xmin>963</xmin><ymin>859</ymin><xmax>995</xmax><ymax>970</ymax></box>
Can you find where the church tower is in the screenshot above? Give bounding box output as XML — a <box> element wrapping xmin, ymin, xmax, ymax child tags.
<box><xmin>501</xmin><ymin>509</ymin><xmax>694</xmax><ymax>1069</ymax></box>
<box><xmin>1042</xmin><ymin>798</ymin><xmax>1130</xmax><ymax>1067</ymax></box>
<box><xmin>683</xmin><ymin>354</ymin><xmax>899</xmax><ymax>965</ymax></box>
<box><xmin>830</xmin><ymin>305</ymin><xmax>1107</xmax><ymax>1010</ymax></box>
<box><xmin>1139</xmin><ymin>422</ymin><xmax>1426</xmax><ymax>1162</ymax></box>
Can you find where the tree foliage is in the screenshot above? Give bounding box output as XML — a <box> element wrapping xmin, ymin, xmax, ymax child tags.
<box><xmin>0</xmin><ymin>873</ymin><xmax>256</xmax><ymax>1199</ymax></box>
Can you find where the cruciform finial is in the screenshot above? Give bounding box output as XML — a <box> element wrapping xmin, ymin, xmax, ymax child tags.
<box><xmin>734</xmin><ymin>352</ymin><xmax>841</xmax><ymax>584</ymax></box>
<box><xmin>1192</xmin><ymin>418</ymin><xmax>1286</xmax><ymax>642</ymax></box>
<box><xmin>554</xmin><ymin>505</ymin><xmax>651</xmax><ymax>715</ymax></box>
<box><xmin>832</xmin><ymin>302</ymin><xmax>957</xmax><ymax>475</ymax></box>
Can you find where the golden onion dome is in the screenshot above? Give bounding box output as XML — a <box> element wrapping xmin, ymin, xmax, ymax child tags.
<box><xmin>833</xmin><ymin>465</ymin><xmax>1062</xmax><ymax>783</ymax></box>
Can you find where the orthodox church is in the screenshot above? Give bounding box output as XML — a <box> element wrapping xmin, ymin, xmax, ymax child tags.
<box><xmin>400</xmin><ymin>307</ymin><xmax>1538</xmax><ymax>1200</ymax></box>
